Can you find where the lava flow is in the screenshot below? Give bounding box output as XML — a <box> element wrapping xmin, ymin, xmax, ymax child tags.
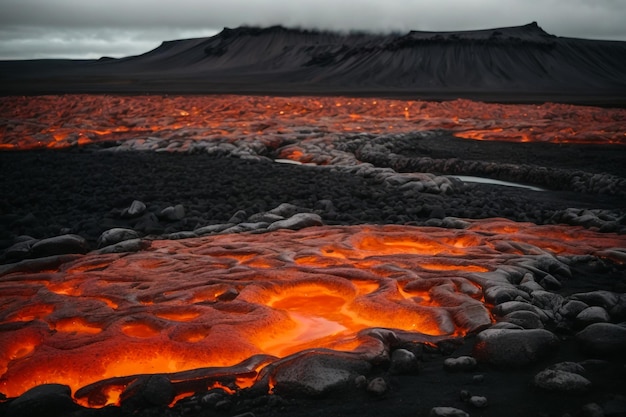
<box><xmin>0</xmin><ymin>219</ymin><xmax>623</xmax><ymax>407</ymax></box>
<box><xmin>1</xmin><ymin>95</ymin><xmax>625</xmax><ymax>150</ymax></box>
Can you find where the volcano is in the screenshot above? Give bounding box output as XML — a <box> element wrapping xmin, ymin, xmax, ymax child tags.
<box><xmin>1</xmin><ymin>22</ymin><xmax>626</xmax><ymax>104</ymax></box>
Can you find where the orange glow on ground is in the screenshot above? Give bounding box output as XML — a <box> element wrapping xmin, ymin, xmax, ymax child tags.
<box><xmin>0</xmin><ymin>219</ymin><xmax>623</xmax><ymax>406</ymax></box>
<box><xmin>1</xmin><ymin>95</ymin><xmax>625</xmax><ymax>151</ymax></box>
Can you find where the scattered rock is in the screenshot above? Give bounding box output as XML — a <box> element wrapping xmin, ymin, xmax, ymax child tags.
<box><xmin>31</xmin><ymin>234</ymin><xmax>89</xmax><ymax>257</ymax></box>
<box><xmin>441</xmin><ymin>217</ymin><xmax>471</xmax><ymax>229</ymax></box>
<box><xmin>6</xmin><ymin>384</ymin><xmax>80</xmax><ymax>417</ymax></box>
<box><xmin>366</xmin><ymin>377</ymin><xmax>387</xmax><ymax>396</ymax></box>
<box><xmin>429</xmin><ymin>406</ymin><xmax>470</xmax><ymax>417</ymax></box>
<box><xmin>484</xmin><ymin>285</ymin><xmax>529</xmax><ymax>305</ymax></box>
<box><xmin>531</xmin><ymin>290</ymin><xmax>564</xmax><ymax>311</ymax></box>
<box><xmin>493</xmin><ymin>300</ymin><xmax>538</xmax><ymax>317</ymax></box>
<box><xmin>95</xmin><ymin>238</ymin><xmax>146</xmax><ymax>254</ymax></box>
<box><xmin>548</xmin><ymin>361</ymin><xmax>586</xmax><ymax>375</ymax></box>
<box><xmin>160</xmin><ymin>204</ymin><xmax>185</xmax><ymax>221</ymax></box>
<box><xmin>539</xmin><ymin>273</ymin><xmax>562</xmax><ymax>290</ymax></box>
<box><xmin>121</xmin><ymin>200</ymin><xmax>146</xmax><ymax>218</ymax></box>
<box><xmin>354</xmin><ymin>375</ymin><xmax>368</xmax><ymax>389</ymax></box>
<box><xmin>576</xmin><ymin>323</ymin><xmax>626</xmax><ymax>356</ymax></box>
<box><xmin>534</xmin><ymin>369</ymin><xmax>591</xmax><ymax>392</ymax></box>
<box><xmin>270</xmin><ymin>352</ymin><xmax>371</xmax><ymax>397</ymax></box>
<box><xmin>560</xmin><ymin>300</ymin><xmax>589</xmax><ymax>318</ymax></box>
<box><xmin>473</xmin><ymin>328</ymin><xmax>559</xmax><ymax>367</ymax></box>
<box><xmin>267</xmin><ymin>213</ymin><xmax>323</xmax><ymax>231</ymax></box>
<box><xmin>389</xmin><ymin>348</ymin><xmax>419</xmax><ymax>374</ymax></box>
<box><xmin>572</xmin><ymin>290</ymin><xmax>620</xmax><ymax>310</ymax></box>
<box><xmin>603</xmin><ymin>396</ymin><xmax>626</xmax><ymax>417</ymax></box>
<box><xmin>195</xmin><ymin>223</ymin><xmax>236</xmax><ymax>235</ymax></box>
<box><xmin>459</xmin><ymin>389</ymin><xmax>471</xmax><ymax>402</ymax></box>
<box><xmin>97</xmin><ymin>228</ymin><xmax>140</xmax><ymax>248</ymax></box>
<box><xmin>502</xmin><ymin>310</ymin><xmax>544</xmax><ymax>329</ymax></box>
<box><xmin>581</xmin><ymin>402</ymin><xmax>605</xmax><ymax>417</ymax></box>
<box><xmin>576</xmin><ymin>306</ymin><xmax>610</xmax><ymax>327</ymax></box>
<box><xmin>472</xmin><ymin>374</ymin><xmax>484</xmax><ymax>384</ymax></box>
<box><xmin>268</xmin><ymin>203</ymin><xmax>301</xmax><ymax>217</ymax></box>
<box><xmin>228</xmin><ymin>209</ymin><xmax>248</xmax><ymax>224</ymax></box>
<box><xmin>121</xmin><ymin>375</ymin><xmax>175</xmax><ymax>407</ymax></box>
<box><xmin>443</xmin><ymin>356</ymin><xmax>477</xmax><ymax>372</ymax></box>
<box><xmin>469</xmin><ymin>395</ymin><xmax>488</xmax><ymax>408</ymax></box>
<box><xmin>3</xmin><ymin>238</ymin><xmax>37</xmax><ymax>260</ymax></box>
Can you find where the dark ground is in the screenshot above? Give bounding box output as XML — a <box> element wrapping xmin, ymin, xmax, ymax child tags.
<box><xmin>1</xmin><ymin>134</ymin><xmax>624</xmax><ymax>254</ymax></box>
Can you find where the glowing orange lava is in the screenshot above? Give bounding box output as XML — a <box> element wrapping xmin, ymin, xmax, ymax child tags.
<box><xmin>1</xmin><ymin>95</ymin><xmax>625</xmax><ymax>150</ymax></box>
<box><xmin>0</xmin><ymin>219</ymin><xmax>623</xmax><ymax>406</ymax></box>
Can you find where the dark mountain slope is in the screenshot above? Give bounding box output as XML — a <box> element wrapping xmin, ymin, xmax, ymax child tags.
<box><xmin>1</xmin><ymin>23</ymin><xmax>625</xmax><ymax>103</ymax></box>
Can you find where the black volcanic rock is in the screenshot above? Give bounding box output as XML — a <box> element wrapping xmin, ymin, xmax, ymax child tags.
<box><xmin>1</xmin><ymin>23</ymin><xmax>625</xmax><ymax>102</ymax></box>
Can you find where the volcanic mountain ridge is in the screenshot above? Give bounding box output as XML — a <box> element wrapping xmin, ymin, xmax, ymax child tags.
<box><xmin>1</xmin><ymin>22</ymin><xmax>625</xmax><ymax>103</ymax></box>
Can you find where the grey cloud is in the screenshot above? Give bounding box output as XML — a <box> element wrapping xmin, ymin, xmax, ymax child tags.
<box><xmin>0</xmin><ymin>0</ymin><xmax>625</xmax><ymax>60</ymax></box>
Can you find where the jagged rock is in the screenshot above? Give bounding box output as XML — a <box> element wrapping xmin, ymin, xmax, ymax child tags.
<box><xmin>473</xmin><ymin>328</ymin><xmax>559</xmax><ymax>367</ymax></box>
<box><xmin>267</xmin><ymin>213</ymin><xmax>323</xmax><ymax>231</ymax></box>
<box><xmin>576</xmin><ymin>323</ymin><xmax>626</xmax><ymax>356</ymax></box>
<box><xmin>531</xmin><ymin>290</ymin><xmax>564</xmax><ymax>311</ymax></box>
<box><xmin>228</xmin><ymin>209</ymin><xmax>248</xmax><ymax>224</ymax></box>
<box><xmin>97</xmin><ymin>228</ymin><xmax>140</xmax><ymax>248</ymax></box>
<box><xmin>121</xmin><ymin>200</ymin><xmax>147</xmax><ymax>218</ymax></box>
<box><xmin>31</xmin><ymin>234</ymin><xmax>89</xmax><ymax>257</ymax></box>
<box><xmin>534</xmin><ymin>369</ymin><xmax>591</xmax><ymax>392</ymax></box>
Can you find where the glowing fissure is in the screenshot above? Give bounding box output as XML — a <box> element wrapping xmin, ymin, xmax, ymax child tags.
<box><xmin>1</xmin><ymin>95</ymin><xmax>625</xmax><ymax>151</ymax></box>
<box><xmin>0</xmin><ymin>219</ymin><xmax>623</xmax><ymax>406</ymax></box>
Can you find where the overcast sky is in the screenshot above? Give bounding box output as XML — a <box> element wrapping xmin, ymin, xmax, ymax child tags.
<box><xmin>1</xmin><ymin>0</ymin><xmax>625</xmax><ymax>60</ymax></box>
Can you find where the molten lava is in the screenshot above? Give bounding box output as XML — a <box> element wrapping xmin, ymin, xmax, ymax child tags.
<box><xmin>1</xmin><ymin>95</ymin><xmax>625</xmax><ymax>150</ymax></box>
<box><xmin>0</xmin><ymin>220</ymin><xmax>623</xmax><ymax>406</ymax></box>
